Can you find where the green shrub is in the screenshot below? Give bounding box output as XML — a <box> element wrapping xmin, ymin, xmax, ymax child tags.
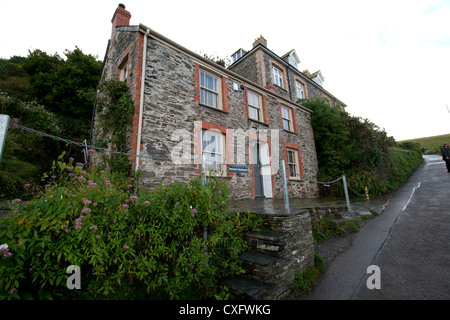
<box><xmin>0</xmin><ymin>155</ymin><xmax>261</xmax><ymax>300</ymax></box>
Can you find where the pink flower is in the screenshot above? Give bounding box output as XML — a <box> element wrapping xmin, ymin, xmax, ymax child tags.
<box><xmin>10</xmin><ymin>288</ymin><xmax>18</xmax><ymax>294</ymax></box>
<box><xmin>83</xmin><ymin>200</ymin><xmax>92</xmax><ymax>205</ymax></box>
<box><xmin>123</xmin><ymin>245</ymin><xmax>129</xmax><ymax>249</ymax></box>
<box><xmin>24</xmin><ymin>184</ymin><xmax>31</xmax><ymax>188</ymax></box>
<box><xmin>127</xmin><ymin>184</ymin><xmax>133</xmax><ymax>188</ymax></box>
<box><xmin>130</xmin><ymin>195</ymin><xmax>138</xmax><ymax>201</ymax></box>
<box><xmin>89</xmin><ymin>225</ymin><xmax>98</xmax><ymax>231</ymax></box>
<box><xmin>122</xmin><ymin>204</ymin><xmax>129</xmax><ymax>209</ymax></box>
<box><xmin>81</xmin><ymin>208</ymin><xmax>91</xmax><ymax>214</ymax></box>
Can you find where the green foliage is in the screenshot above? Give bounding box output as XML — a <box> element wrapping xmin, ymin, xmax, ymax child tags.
<box><xmin>94</xmin><ymin>78</ymin><xmax>135</xmax><ymax>174</ymax></box>
<box><xmin>0</xmin><ymin>156</ymin><xmax>261</xmax><ymax>300</ymax></box>
<box><xmin>312</xmin><ymin>214</ymin><xmax>346</xmax><ymax>244</ymax></box>
<box><xmin>0</xmin><ymin>57</ymin><xmax>30</xmax><ymax>100</ymax></box>
<box><xmin>301</xmin><ymin>98</ymin><xmax>351</xmax><ymax>173</ymax></box>
<box><xmin>0</xmin><ymin>95</ymin><xmax>67</xmax><ymax>200</ymax></box>
<box><xmin>300</xmin><ymin>98</ymin><xmax>422</xmax><ymax>198</ymax></box>
<box><xmin>290</xmin><ymin>266</ymin><xmax>321</xmax><ymax>296</ymax></box>
<box><xmin>399</xmin><ymin>133</ymin><xmax>450</xmax><ymax>155</ymax></box>
<box><xmin>21</xmin><ymin>48</ymin><xmax>102</xmax><ymax>138</ymax></box>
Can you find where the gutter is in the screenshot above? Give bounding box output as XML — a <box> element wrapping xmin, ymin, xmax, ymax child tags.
<box><xmin>135</xmin><ymin>27</ymin><xmax>150</xmax><ymax>171</ymax></box>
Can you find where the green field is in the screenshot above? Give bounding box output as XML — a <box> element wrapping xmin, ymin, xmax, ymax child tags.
<box><xmin>399</xmin><ymin>133</ymin><xmax>450</xmax><ymax>154</ymax></box>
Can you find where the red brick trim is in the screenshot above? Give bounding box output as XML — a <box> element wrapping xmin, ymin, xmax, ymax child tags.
<box><xmin>193</xmin><ymin>63</ymin><xmax>200</xmax><ymax>103</ymax></box>
<box><xmin>262</xmin><ymin>95</ymin><xmax>269</xmax><ymax>125</ymax></box>
<box><xmin>291</xmin><ymin>108</ymin><xmax>299</xmax><ymax>133</ymax></box>
<box><xmin>193</xmin><ymin>64</ymin><xmax>229</xmax><ymax>111</ymax></box>
<box><xmin>282</xmin><ymin>142</ymin><xmax>304</xmax><ymax>179</ymax></box>
<box><xmin>193</xmin><ymin>121</ymin><xmax>230</xmax><ymax>175</ymax></box>
<box><xmin>129</xmin><ymin>32</ymin><xmax>145</xmax><ymax>171</ymax></box>
<box><xmin>221</xmin><ymin>77</ymin><xmax>230</xmax><ymax>112</ymax></box>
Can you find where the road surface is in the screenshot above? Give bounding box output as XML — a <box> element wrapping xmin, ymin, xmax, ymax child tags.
<box><xmin>302</xmin><ymin>155</ymin><xmax>450</xmax><ymax>300</ymax></box>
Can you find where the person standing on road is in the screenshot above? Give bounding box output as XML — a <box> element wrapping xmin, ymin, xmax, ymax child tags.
<box><xmin>440</xmin><ymin>142</ymin><xmax>450</xmax><ymax>172</ymax></box>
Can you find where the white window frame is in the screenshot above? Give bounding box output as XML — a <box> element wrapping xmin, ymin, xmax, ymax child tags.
<box><xmin>296</xmin><ymin>81</ymin><xmax>305</xmax><ymax>99</ymax></box>
<box><xmin>289</xmin><ymin>56</ymin><xmax>298</xmax><ymax>69</ymax></box>
<box><xmin>287</xmin><ymin>148</ymin><xmax>300</xmax><ymax>180</ymax></box>
<box><xmin>200</xmin><ymin>70</ymin><xmax>222</xmax><ymax>109</ymax></box>
<box><xmin>232</xmin><ymin>49</ymin><xmax>243</xmax><ymax>63</ymax></box>
<box><xmin>202</xmin><ymin>130</ymin><xmax>225</xmax><ymax>176</ymax></box>
<box><xmin>272</xmin><ymin>66</ymin><xmax>284</xmax><ymax>88</ymax></box>
<box><xmin>281</xmin><ymin>106</ymin><xmax>292</xmax><ymax>131</ymax></box>
<box><xmin>248</xmin><ymin>91</ymin><xmax>263</xmax><ymax>122</ymax></box>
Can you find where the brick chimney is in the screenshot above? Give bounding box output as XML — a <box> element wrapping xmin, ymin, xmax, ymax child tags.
<box><xmin>111</xmin><ymin>4</ymin><xmax>131</xmax><ymax>41</ymax></box>
<box><xmin>253</xmin><ymin>35</ymin><xmax>267</xmax><ymax>48</ymax></box>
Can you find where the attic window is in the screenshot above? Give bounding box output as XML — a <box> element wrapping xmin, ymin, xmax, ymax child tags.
<box><xmin>289</xmin><ymin>56</ymin><xmax>298</xmax><ymax>69</ymax></box>
<box><xmin>232</xmin><ymin>49</ymin><xmax>244</xmax><ymax>63</ymax></box>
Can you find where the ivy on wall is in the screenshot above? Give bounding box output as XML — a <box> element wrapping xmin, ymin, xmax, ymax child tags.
<box><xmin>94</xmin><ymin>79</ymin><xmax>134</xmax><ymax>174</ymax></box>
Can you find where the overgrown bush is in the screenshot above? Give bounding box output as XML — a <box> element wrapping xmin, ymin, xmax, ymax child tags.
<box><xmin>0</xmin><ymin>94</ymin><xmax>68</xmax><ymax>200</ymax></box>
<box><xmin>0</xmin><ymin>154</ymin><xmax>263</xmax><ymax>300</ymax></box>
<box><xmin>92</xmin><ymin>79</ymin><xmax>135</xmax><ymax>174</ymax></box>
<box><xmin>300</xmin><ymin>98</ymin><xmax>422</xmax><ymax>198</ymax></box>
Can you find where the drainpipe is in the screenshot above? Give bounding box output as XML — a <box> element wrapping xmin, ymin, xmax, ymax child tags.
<box><xmin>135</xmin><ymin>28</ymin><xmax>150</xmax><ymax>171</ymax></box>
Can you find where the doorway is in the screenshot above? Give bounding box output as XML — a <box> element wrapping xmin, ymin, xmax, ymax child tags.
<box><xmin>250</xmin><ymin>140</ymin><xmax>273</xmax><ymax>198</ymax></box>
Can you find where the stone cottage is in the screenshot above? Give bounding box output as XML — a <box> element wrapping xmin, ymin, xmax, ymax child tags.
<box><xmin>92</xmin><ymin>4</ymin><xmax>347</xmax><ymax>200</ymax></box>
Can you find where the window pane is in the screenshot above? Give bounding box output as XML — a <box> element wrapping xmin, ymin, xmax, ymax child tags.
<box><xmin>289</xmin><ymin>164</ymin><xmax>297</xmax><ymax>177</ymax></box>
<box><xmin>248</xmin><ymin>92</ymin><xmax>259</xmax><ymax>107</ymax></box>
<box><xmin>282</xmin><ymin>107</ymin><xmax>289</xmax><ymax>119</ymax></box>
<box><xmin>249</xmin><ymin>106</ymin><xmax>259</xmax><ymax>121</ymax></box>
<box><xmin>288</xmin><ymin>150</ymin><xmax>295</xmax><ymax>163</ymax></box>
<box><xmin>283</xmin><ymin>119</ymin><xmax>290</xmax><ymax>131</ymax></box>
<box><xmin>200</xmin><ymin>71</ymin><xmax>218</xmax><ymax>92</ymax></box>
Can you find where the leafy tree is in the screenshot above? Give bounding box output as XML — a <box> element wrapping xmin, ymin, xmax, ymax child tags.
<box><xmin>300</xmin><ymin>98</ymin><xmax>351</xmax><ymax>175</ymax></box>
<box><xmin>0</xmin><ymin>57</ymin><xmax>30</xmax><ymax>100</ymax></box>
<box><xmin>22</xmin><ymin>47</ymin><xmax>102</xmax><ymax>138</ymax></box>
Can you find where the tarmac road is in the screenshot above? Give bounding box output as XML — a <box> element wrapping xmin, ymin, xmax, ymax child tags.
<box><xmin>302</xmin><ymin>155</ymin><xmax>450</xmax><ymax>300</ymax></box>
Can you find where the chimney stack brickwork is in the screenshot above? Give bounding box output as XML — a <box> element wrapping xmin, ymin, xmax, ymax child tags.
<box><xmin>111</xmin><ymin>4</ymin><xmax>132</xmax><ymax>42</ymax></box>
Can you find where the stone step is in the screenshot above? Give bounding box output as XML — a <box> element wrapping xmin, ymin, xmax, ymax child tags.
<box><xmin>245</xmin><ymin>231</ymin><xmax>287</xmax><ymax>242</ymax></box>
<box><xmin>238</xmin><ymin>251</ymin><xmax>278</xmax><ymax>266</ymax></box>
<box><xmin>223</xmin><ymin>277</ymin><xmax>268</xmax><ymax>300</ymax></box>
<box><xmin>244</xmin><ymin>231</ymin><xmax>288</xmax><ymax>257</ymax></box>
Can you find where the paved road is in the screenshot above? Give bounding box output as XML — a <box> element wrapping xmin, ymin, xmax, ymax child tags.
<box><xmin>303</xmin><ymin>155</ymin><xmax>450</xmax><ymax>300</ymax></box>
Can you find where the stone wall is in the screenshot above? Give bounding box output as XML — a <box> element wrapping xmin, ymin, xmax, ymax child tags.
<box><xmin>94</xmin><ymin>29</ymin><xmax>320</xmax><ymax>199</ymax></box>
<box><xmin>241</xmin><ymin>209</ymin><xmax>315</xmax><ymax>299</ymax></box>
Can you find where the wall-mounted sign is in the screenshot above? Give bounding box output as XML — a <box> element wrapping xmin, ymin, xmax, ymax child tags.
<box><xmin>228</xmin><ymin>165</ymin><xmax>249</xmax><ymax>173</ymax></box>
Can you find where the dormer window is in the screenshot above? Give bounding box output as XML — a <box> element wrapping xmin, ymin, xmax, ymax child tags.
<box><xmin>285</xmin><ymin>50</ymin><xmax>300</xmax><ymax>69</ymax></box>
<box><xmin>231</xmin><ymin>49</ymin><xmax>245</xmax><ymax>63</ymax></box>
